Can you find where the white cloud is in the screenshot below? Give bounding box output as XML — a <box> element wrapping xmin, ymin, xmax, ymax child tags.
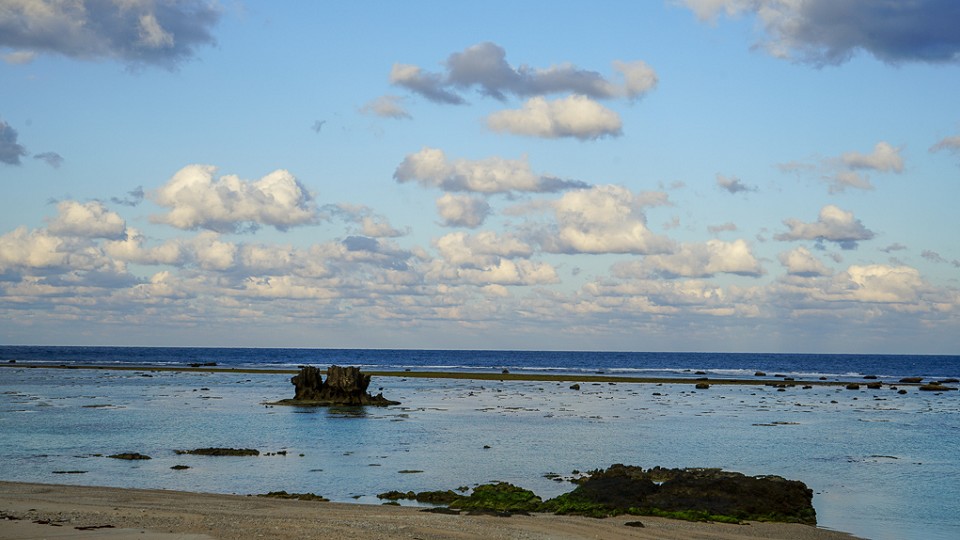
<box><xmin>434</xmin><ymin>231</ymin><xmax>533</xmax><ymax>267</ymax></box>
<box><xmin>47</xmin><ymin>201</ymin><xmax>126</xmax><ymax>240</ymax></box>
<box><xmin>394</xmin><ymin>147</ymin><xmax>588</xmax><ymax>194</ymax></box>
<box><xmin>360</xmin><ymin>95</ymin><xmax>412</xmax><ymax>119</ymax></box>
<box><xmin>188</xmin><ymin>232</ymin><xmax>237</xmax><ymax>271</ymax></box>
<box><xmin>779</xmin><ymin>246</ymin><xmax>832</xmax><ymax>277</ymax></box>
<box><xmin>151</xmin><ymin>165</ymin><xmax>318</xmax><ymax>232</ymax></box>
<box><xmin>0</xmin><ymin>227</ymin><xmax>67</xmax><ymax>270</ymax></box>
<box><xmin>681</xmin><ymin>0</ymin><xmax>960</xmax><ymax>65</ymax></box>
<box><xmin>930</xmin><ymin>135</ymin><xmax>960</xmax><ymax>162</ymax></box>
<box><xmin>636</xmin><ymin>239</ymin><xmax>763</xmax><ymax>278</ymax></box>
<box><xmin>543</xmin><ymin>185</ymin><xmax>674</xmax><ymax>255</ymax></box>
<box><xmin>841</xmin><ymin>141</ymin><xmax>904</xmax><ymax>172</ymax></box>
<box><xmin>775</xmin><ymin>205</ymin><xmax>875</xmax><ymax>249</ymax></box>
<box><xmin>436</xmin><ymin>194</ymin><xmax>491</xmax><ymax>228</ymax></box>
<box><xmin>393</xmin><ymin>42</ymin><xmax>657</xmax><ymax>104</ymax></box>
<box><xmin>487</xmin><ymin>95</ymin><xmax>622</xmax><ymax>140</ymax></box>
<box><xmin>0</xmin><ymin>0</ymin><xmax>221</xmax><ymax>69</ymax></box>
<box><xmin>840</xmin><ymin>265</ymin><xmax>929</xmax><ymax>304</ymax></box>
<box><xmin>103</xmin><ymin>228</ymin><xmax>184</xmax><ymax>266</ymax></box>
<box><xmin>781</xmin><ymin>141</ymin><xmax>905</xmax><ymax>193</ymax></box>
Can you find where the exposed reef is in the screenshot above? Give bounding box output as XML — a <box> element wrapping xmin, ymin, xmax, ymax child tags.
<box><xmin>377</xmin><ymin>465</ymin><xmax>817</xmax><ymax>524</ymax></box>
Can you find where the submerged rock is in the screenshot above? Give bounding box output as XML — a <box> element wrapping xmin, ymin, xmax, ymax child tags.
<box><xmin>175</xmin><ymin>448</ymin><xmax>259</xmax><ymax>456</ymax></box>
<box><xmin>107</xmin><ymin>453</ymin><xmax>151</xmax><ymax>460</ymax></box>
<box><xmin>274</xmin><ymin>365</ymin><xmax>400</xmax><ymax>406</ymax></box>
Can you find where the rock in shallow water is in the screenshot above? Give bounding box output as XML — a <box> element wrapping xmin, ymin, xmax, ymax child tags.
<box><xmin>274</xmin><ymin>365</ymin><xmax>400</xmax><ymax>406</ymax></box>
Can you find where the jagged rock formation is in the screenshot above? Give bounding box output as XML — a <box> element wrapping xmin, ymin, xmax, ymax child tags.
<box><xmin>274</xmin><ymin>365</ymin><xmax>399</xmax><ymax>406</ymax></box>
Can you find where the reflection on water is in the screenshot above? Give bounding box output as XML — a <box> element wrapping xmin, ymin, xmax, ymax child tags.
<box><xmin>0</xmin><ymin>368</ymin><xmax>958</xmax><ymax>540</ymax></box>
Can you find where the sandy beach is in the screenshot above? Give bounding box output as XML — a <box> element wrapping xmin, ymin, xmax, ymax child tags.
<box><xmin>0</xmin><ymin>482</ymin><xmax>859</xmax><ymax>540</ymax></box>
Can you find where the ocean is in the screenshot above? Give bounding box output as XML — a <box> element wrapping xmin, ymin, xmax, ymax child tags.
<box><xmin>1</xmin><ymin>346</ymin><xmax>958</xmax><ymax>540</ymax></box>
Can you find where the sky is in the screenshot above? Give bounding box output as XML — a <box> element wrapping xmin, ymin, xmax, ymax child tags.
<box><xmin>1</xmin><ymin>0</ymin><xmax>959</xmax><ymax>354</ymax></box>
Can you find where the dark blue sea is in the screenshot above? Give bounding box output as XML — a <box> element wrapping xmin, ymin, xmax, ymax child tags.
<box><xmin>2</xmin><ymin>346</ymin><xmax>959</xmax><ymax>540</ymax></box>
<box><xmin>1</xmin><ymin>346</ymin><xmax>957</xmax><ymax>381</ymax></box>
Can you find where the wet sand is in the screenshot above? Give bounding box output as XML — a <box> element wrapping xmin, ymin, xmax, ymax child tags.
<box><xmin>0</xmin><ymin>482</ymin><xmax>859</xmax><ymax>540</ymax></box>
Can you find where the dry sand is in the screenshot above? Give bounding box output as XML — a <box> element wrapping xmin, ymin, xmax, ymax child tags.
<box><xmin>0</xmin><ymin>482</ymin><xmax>860</xmax><ymax>540</ymax></box>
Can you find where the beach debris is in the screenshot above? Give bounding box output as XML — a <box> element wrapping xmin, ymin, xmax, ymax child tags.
<box><xmin>107</xmin><ymin>453</ymin><xmax>151</xmax><ymax>460</ymax></box>
<box><xmin>273</xmin><ymin>365</ymin><xmax>400</xmax><ymax>406</ymax></box>
<box><xmin>175</xmin><ymin>448</ymin><xmax>259</xmax><ymax>456</ymax></box>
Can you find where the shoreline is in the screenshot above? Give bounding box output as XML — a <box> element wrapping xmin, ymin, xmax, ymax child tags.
<box><xmin>0</xmin><ymin>362</ymin><xmax>925</xmax><ymax>388</ymax></box>
<box><xmin>0</xmin><ymin>481</ymin><xmax>860</xmax><ymax>540</ymax></box>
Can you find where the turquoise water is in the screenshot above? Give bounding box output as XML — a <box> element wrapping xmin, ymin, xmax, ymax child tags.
<box><xmin>1</xmin><ymin>366</ymin><xmax>958</xmax><ymax>540</ymax></box>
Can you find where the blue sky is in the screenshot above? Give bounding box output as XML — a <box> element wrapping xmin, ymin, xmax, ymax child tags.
<box><xmin>1</xmin><ymin>0</ymin><xmax>959</xmax><ymax>353</ymax></box>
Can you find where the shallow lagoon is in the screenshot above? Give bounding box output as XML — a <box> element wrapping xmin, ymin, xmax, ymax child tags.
<box><xmin>1</xmin><ymin>367</ymin><xmax>958</xmax><ymax>540</ymax></box>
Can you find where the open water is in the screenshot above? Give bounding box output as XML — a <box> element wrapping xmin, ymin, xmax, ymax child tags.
<box><xmin>0</xmin><ymin>347</ymin><xmax>958</xmax><ymax>540</ymax></box>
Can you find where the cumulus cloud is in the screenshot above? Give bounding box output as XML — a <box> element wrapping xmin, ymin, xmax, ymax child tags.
<box><xmin>33</xmin><ymin>151</ymin><xmax>64</xmax><ymax>168</ymax></box>
<box><xmin>842</xmin><ymin>141</ymin><xmax>904</xmax><ymax>172</ymax></box>
<box><xmin>775</xmin><ymin>204</ymin><xmax>875</xmax><ymax>249</ymax></box>
<box><xmin>0</xmin><ymin>119</ymin><xmax>28</xmax><ymax>165</ymax></box>
<box><xmin>716</xmin><ymin>173</ymin><xmax>756</xmax><ymax>194</ymax></box>
<box><xmin>0</xmin><ymin>226</ymin><xmax>67</xmax><ymax>270</ymax></box>
<box><xmin>430</xmin><ymin>232</ymin><xmax>554</xmax><ymax>287</ymax></box>
<box><xmin>392</xmin><ymin>42</ymin><xmax>657</xmax><ymax>104</ymax></box>
<box><xmin>151</xmin><ymin>165</ymin><xmax>318</xmax><ymax>233</ymax></box>
<box><xmin>0</xmin><ymin>0</ymin><xmax>221</xmax><ymax>69</ymax></box>
<box><xmin>47</xmin><ymin>200</ymin><xmax>126</xmax><ymax>239</ymax></box>
<box><xmin>487</xmin><ymin>95</ymin><xmax>622</xmax><ymax>140</ymax></box>
<box><xmin>390</xmin><ymin>64</ymin><xmax>465</xmax><ymax>105</ymax></box>
<box><xmin>682</xmin><ymin>0</ymin><xmax>960</xmax><ymax>65</ymax></box>
<box><xmin>324</xmin><ymin>204</ymin><xmax>406</xmax><ymax>238</ymax></box>
<box><xmin>842</xmin><ymin>265</ymin><xmax>929</xmax><ymax>304</ymax></box>
<box><xmin>360</xmin><ymin>95</ymin><xmax>412</xmax><ymax>119</ymax></box>
<box><xmin>434</xmin><ymin>231</ymin><xmax>533</xmax><ymax>267</ymax></box>
<box><xmin>394</xmin><ymin>147</ymin><xmax>588</xmax><ymax>194</ymax></box>
<box><xmin>103</xmin><ymin>228</ymin><xmax>184</xmax><ymax>266</ymax></box>
<box><xmin>541</xmin><ymin>185</ymin><xmax>674</xmax><ymax>255</ymax></box>
<box><xmin>436</xmin><ymin>194</ymin><xmax>491</xmax><ymax>228</ymax></box>
<box><xmin>617</xmin><ymin>239</ymin><xmax>762</xmax><ymax>278</ymax></box>
<box><xmin>782</xmin><ymin>141</ymin><xmax>904</xmax><ymax>193</ymax></box>
<box><xmin>779</xmin><ymin>246</ymin><xmax>832</xmax><ymax>276</ymax></box>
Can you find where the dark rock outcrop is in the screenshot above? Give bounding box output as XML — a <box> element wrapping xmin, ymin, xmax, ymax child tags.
<box><xmin>540</xmin><ymin>464</ymin><xmax>816</xmax><ymax>525</ymax></box>
<box><xmin>275</xmin><ymin>365</ymin><xmax>399</xmax><ymax>406</ymax></box>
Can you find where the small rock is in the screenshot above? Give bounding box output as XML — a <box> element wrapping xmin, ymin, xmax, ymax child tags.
<box><xmin>846</xmin><ymin>384</ymin><xmax>860</xmax><ymax>390</ymax></box>
<box><xmin>899</xmin><ymin>377</ymin><xmax>923</xmax><ymax>384</ymax></box>
<box><xmin>569</xmin><ymin>384</ymin><xmax>580</xmax><ymax>390</ymax></box>
<box><xmin>754</xmin><ymin>371</ymin><xmax>766</xmax><ymax>377</ymax></box>
<box><xmin>625</xmin><ymin>521</ymin><xmax>645</xmax><ymax>528</ymax></box>
<box><xmin>695</xmin><ymin>383</ymin><xmax>710</xmax><ymax>390</ymax></box>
